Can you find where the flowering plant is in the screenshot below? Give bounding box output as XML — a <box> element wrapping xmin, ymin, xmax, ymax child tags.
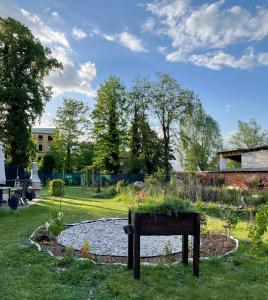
<box><xmin>48</xmin><ymin>211</ymin><xmax>64</xmax><ymax>237</ymax></box>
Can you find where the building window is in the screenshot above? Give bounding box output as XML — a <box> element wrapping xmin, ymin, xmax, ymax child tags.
<box><xmin>39</xmin><ymin>144</ymin><xmax>43</xmax><ymax>152</ymax></box>
<box><xmin>48</xmin><ymin>135</ymin><xmax>53</xmax><ymax>141</ymax></box>
<box><xmin>38</xmin><ymin>135</ymin><xmax>43</xmax><ymax>141</ymax></box>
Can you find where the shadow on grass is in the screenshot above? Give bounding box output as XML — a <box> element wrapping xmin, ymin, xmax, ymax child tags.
<box><xmin>41</xmin><ymin>198</ymin><xmax>127</xmax><ymax>214</ymax></box>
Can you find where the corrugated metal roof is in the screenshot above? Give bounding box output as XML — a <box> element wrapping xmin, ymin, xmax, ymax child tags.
<box><xmin>218</xmin><ymin>145</ymin><xmax>268</xmax><ymax>155</ymax></box>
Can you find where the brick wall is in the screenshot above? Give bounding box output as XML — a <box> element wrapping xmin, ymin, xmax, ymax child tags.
<box><xmin>199</xmin><ymin>171</ymin><xmax>268</xmax><ymax>189</ymax></box>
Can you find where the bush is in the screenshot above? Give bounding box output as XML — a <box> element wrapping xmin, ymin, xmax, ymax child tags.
<box><xmin>47</xmin><ymin>210</ymin><xmax>64</xmax><ymax>237</ymax></box>
<box><xmin>49</xmin><ymin>179</ymin><xmax>65</xmax><ymax>196</ymax></box>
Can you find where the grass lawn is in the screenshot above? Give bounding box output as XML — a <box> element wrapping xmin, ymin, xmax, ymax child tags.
<box><xmin>0</xmin><ymin>186</ymin><xmax>267</xmax><ymax>300</ymax></box>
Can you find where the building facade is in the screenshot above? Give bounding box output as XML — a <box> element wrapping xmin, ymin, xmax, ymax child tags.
<box><xmin>201</xmin><ymin>146</ymin><xmax>268</xmax><ymax>189</ymax></box>
<box><xmin>32</xmin><ymin>128</ymin><xmax>55</xmax><ymax>161</ymax></box>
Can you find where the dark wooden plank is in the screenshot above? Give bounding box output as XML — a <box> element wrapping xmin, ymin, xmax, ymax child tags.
<box><xmin>128</xmin><ymin>211</ymin><xmax>133</xmax><ymax>270</ymax></box>
<box><xmin>182</xmin><ymin>235</ymin><xmax>188</xmax><ymax>266</ymax></box>
<box><xmin>193</xmin><ymin>215</ymin><xmax>200</xmax><ymax>277</ymax></box>
<box><xmin>133</xmin><ymin>214</ymin><xmax>140</xmax><ymax>279</ymax></box>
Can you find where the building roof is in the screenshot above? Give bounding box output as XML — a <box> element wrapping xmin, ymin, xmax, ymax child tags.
<box><xmin>218</xmin><ymin>145</ymin><xmax>268</xmax><ymax>156</ymax></box>
<box><xmin>32</xmin><ymin>128</ymin><xmax>55</xmax><ymax>134</ymax></box>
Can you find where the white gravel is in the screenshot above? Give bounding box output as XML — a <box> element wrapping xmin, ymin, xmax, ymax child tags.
<box><xmin>57</xmin><ymin>218</ymin><xmax>183</xmax><ymax>257</ymax></box>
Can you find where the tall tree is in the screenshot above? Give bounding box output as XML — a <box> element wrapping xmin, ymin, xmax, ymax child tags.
<box><xmin>127</xmin><ymin>77</ymin><xmax>164</xmax><ymax>174</ymax></box>
<box><xmin>230</xmin><ymin>119</ymin><xmax>268</xmax><ymax>149</ymax></box>
<box><xmin>149</xmin><ymin>73</ymin><xmax>197</xmax><ymax>181</ymax></box>
<box><xmin>178</xmin><ymin>106</ymin><xmax>222</xmax><ymax>171</ymax></box>
<box><xmin>0</xmin><ymin>17</ymin><xmax>62</xmax><ymax>166</ymax></box>
<box><xmin>53</xmin><ymin>98</ymin><xmax>90</xmax><ymax>172</ymax></box>
<box><xmin>92</xmin><ymin>76</ymin><xmax>127</xmax><ymax>173</ymax></box>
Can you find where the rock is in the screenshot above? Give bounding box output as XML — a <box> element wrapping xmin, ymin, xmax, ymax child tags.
<box><xmin>33</xmin><ymin>225</ymin><xmax>50</xmax><ymax>242</ymax></box>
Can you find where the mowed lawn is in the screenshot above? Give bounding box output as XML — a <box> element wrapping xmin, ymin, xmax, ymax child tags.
<box><xmin>0</xmin><ymin>186</ymin><xmax>267</xmax><ymax>300</ymax></box>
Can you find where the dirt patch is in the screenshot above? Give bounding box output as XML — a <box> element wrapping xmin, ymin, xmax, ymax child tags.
<box><xmin>38</xmin><ymin>233</ymin><xmax>237</xmax><ymax>264</ymax></box>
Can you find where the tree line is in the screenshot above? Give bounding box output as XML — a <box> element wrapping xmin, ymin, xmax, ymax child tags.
<box><xmin>1</xmin><ymin>17</ymin><xmax>268</xmax><ymax>181</ymax></box>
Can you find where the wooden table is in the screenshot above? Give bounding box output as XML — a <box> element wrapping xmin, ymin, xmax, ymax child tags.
<box><xmin>0</xmin><ymin>187</ymin><xmax>11</xmax><ymax>206</ymax></box>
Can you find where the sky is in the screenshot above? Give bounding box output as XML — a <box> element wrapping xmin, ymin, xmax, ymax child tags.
<box><xmin>1</xmin><ymin>0</ymin><xmax>268</xmax><ymax>147</ymax></box>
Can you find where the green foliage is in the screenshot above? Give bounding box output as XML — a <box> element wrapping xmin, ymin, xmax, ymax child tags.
<box><xmin>80</xmin><ymin>240</ymin><xmax>91</xmax><ymax>258</ymax></box>
<box><xmin>49</xmin><ymin>179</ymin><xmax>64</xmax><ymax>196</ymax></box>
<box><xmin>247</xmin><ymin>176</ymin><xmax>260</xmax><ymax>190</ymax></box>
<box><xmin>0</xmin><ymin>17</ymin><xmax>62</xmax><ymax>165</ymax></box>
<box><xmin>178</xmin><ymin>106</ymin><xmax>222</xmax><ymax>171</ymax></box>
<box><xmin>53</xmin><ymin>98</ymin><xmax>90</xmax><ymax>172</ymax></box>
<box><xmin>144</xmin><ymin>169</ymin><xmax>166</xmax><ymax>186</ymax></box>
<box><xmin>47</xmin><ymin>210</ymin><xmax>64</xmax><ymax>236</ymax></box>
<box><xmin>148</xmin><ymin>72</ymin><xmax>198</xmax><ymax>181</ymax></box>
<box><xmin>248</xmin><ymin>204</ymin><xmax>268</xmax><ymax>254</ymax></box>
<box><xmin>230</xmin><ymin>119</ymin><xmax>268</xmax><ymax>149</ymax></box>
<box><xmin>134</xmin><ymin>197</ymin><xmax>195</xmax><ymax>215</ymax></box>
<box><xmin>127</xmin><ymin>77</ymin><xmax>164</xmax><ymax>174</ymax></box>
<box><xmin>92</xmin><ymin>76</ymin><xmax>127</xmax><ymax>173</ymax></box>
<box><xmin>116</xmin><ymin>180</ymin><xmax>125</xmax><ymax>194</ymax></box>
<box><xmin>40</xmin><ymin>154</ymin><xmax>56</xmax><ymax>173</ymax></box>
<box><xmin>222</xmin><ymin>208</ymin><xmax>239</xmax><ymax>235</ymax></box>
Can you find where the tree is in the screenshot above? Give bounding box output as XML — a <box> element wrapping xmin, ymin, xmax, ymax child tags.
<box><xmin>0</xmin><ymin>17</ymin><xmax>62</xmax><ymax>166</ymax></box>
<box><xmin>148</xmin><ymin>73</ymin><xmax>197</xmax><ymax>181</ymax></box>
<box><xmin>127</xmin><ymin>77</ymin><xmax>164</xmax><ymax>174</ymax></box>
<box><xmin>53</xmin><ymin>98</ymin><xmax>90</xmax><ymax>172</ymax></box>
<box><xmin>40</xmin><ymin>154</ymin><xmax>56</xmax><ymax>173</ymax></box>
<box><xmin>178</xmin><ymin>106</ymin><xmax>222</xmax><ymax>171</ymax></box>
<box><xmin>92</xmin><ymin>76</ymin><xmax>127</xmax><ymax>173</ymax></box>
<box><xmin>230</xmin><ymin>119</ymin><xmax>268</xmax><ymax>149</ymax></box>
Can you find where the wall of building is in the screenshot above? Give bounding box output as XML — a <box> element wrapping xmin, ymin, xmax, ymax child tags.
<box><xmin>32</xmin><ymin>132</ymin><xmax>53</xmax><ymax>161</ymax></box>
<box><xmin>200</xmin><ymin>171</ymin><xmax>268</xmax><ymax>189</ymax></box>
<box><xmin>242</xmin><ymin>150</ymin><xmax>268</xmax><ymax>168</ymax></box>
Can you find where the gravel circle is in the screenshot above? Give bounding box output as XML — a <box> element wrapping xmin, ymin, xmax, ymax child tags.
<box><xmin>57</xmin><ymin>218</ymin><xmax>183</xmax><ymax>257</ymax></box>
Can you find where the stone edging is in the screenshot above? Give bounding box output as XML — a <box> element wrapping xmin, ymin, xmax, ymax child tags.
<box><xmin>29</xmin><ymin>218</ymin><xmax>239</xmax><ymax>266</ymax></box>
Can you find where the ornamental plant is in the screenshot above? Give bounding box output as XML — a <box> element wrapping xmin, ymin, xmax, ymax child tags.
<box><xmin>222</xmin><ymin>208</ymin><xmax>239</xmax><ymax>237</ymax></box>
<box><xmin>49</xmin><ymin>179</ymin><xmax>65</xmax><ymax>196</ymax></box>
<box><xmin>248</xmin><ymin>204</ymin><xmax>268</xmax><ymax>254</ymax></box>
<box><xmin>80</xmin><ymin>240</ymin><xmax>91</xmax><ymax>258</ymax></box>
<box><xmin>47</xmin><ymin>211</ymin><xmax>64</xmax><ymax>237</ymax></box>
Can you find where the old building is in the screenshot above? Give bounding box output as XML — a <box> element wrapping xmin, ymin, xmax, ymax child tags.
<box><xmin>32</xmin><ymin>128</ymin><xmax>55</xmax><ymax>161</ymax></box>
<box><xmin>201</xmin><ymin>146</ymin><xmax>268</xmax><ymax>189</ymax></box>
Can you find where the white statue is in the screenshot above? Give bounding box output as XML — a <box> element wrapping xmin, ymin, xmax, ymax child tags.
<box><xmin>30</xmin><ymin>162</ymin><xmax>41</xmax><ymax>197</ymax></box>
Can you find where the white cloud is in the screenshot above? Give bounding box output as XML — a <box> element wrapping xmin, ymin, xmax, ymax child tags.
<box><xmin>117</xmin><ymin>32</ymin><xmax>147</xmax><ymax>52</ymax></box>
<box><xmin>0</xmin><ymin>0</ymin><xmax>96</xmax><ymax>97</ymax></box>
<box><xmin>51</xmin><ymin>11</ymin><xmax>64</xmax><ymax>23</ymax></box>
<box><xmin>146</xmin><ymin>0</ymin><xmax>268</xmax><ymax>69</ymax></box>
<box><xmin>143</xmin><ymin>17</ymin><xmax>155</xmax><ymax>32</ymax></box>
<box><xmin>20</xmin><ymin>8</ymin><xmax>70</xmax><ymax>48</ymax></box>
<box><xmin>91</xmin><ymin>26</ymin><xmax>147</xmax><ymax>52</ymax></box>
<box><xmin>46</xmin><ymin>47</ymin><xmax>96</xmax><ymax>97</ymax></box>
<box><xmin>157</xmin><ymin>46</ymin><xmax>167</xmax><ymax>54</ymax></box>
<box><xmin>72</xmin><ymin>27</ymin><xmax>87</xmax><ymax>40</ymax></box>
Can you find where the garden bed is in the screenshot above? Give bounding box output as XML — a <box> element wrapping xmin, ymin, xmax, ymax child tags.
<box><xmin>31</xmin><ymin>218</ymin><xmax>238</xmax><ymax>264</ymax></box>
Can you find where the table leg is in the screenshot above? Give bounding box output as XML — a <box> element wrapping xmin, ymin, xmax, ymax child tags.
<box><xmin>182</xmin><ymin>235</ymin><xmax>188</xmax><ymax>266</ymax></box>
<box><xmin>0</xmin><ymin>190</ymin><xmax>2</xmax><ymax>206</ymax></box>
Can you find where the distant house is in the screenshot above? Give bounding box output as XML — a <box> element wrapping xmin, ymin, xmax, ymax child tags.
<box><xmin>219</xmin><ymin>145</ymin><xmax>268</xmax><ymax>171</ymax></box>
<box><xmin>32</xmin><ymin>128</ymin><xmax>55</xmax><ymax>161</ymax></box>
<box><xmin>201</xmin><ymin>145</ymin><xmax>268</xmax><ymax>188</ymax></box>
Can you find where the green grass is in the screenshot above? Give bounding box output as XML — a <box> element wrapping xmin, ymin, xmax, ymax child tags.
<box><xmin>0</xmin><ymin>186</ymin><xmax>267</xmax><ymax>300</ymax></box>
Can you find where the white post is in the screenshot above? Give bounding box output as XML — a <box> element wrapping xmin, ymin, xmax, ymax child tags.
<box><xmin>220</xmin><ymin>154</ymin><xmax>227</xmax><ymax>171</ymax></box>
<box><xmin>0</xmin><ymin>144</ymin><xmax>6</xmax><ymax>185</ymax></box>
<box><xmin>30</xmin><ymin>162</ymin><xmax>41</xmax><ymax>198</ymax></box>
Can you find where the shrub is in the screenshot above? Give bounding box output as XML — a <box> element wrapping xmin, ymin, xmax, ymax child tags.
<box><xmin>49</xmin><ymin>179</ymin><xmax>64</xmax><ymax>196</ymax></box>
<box><xmin>247</xmin><ymin>176</ymin><xmax>260</xmax><ymax>190</ymax></box>
<box><xmin>248</xmin><ymin>204</ymin><xmax>268</xmax><ymax>254</ymax></box>
<box><xmin>144</xmin><ymin>169</ymin><xmax>165</xmax><ymax>186</ymax></box>
<box><xmin>116</xmin><ymin>180</ymin><xmax>125</xmax><ymax>194</ymax></box>
<box><xmin>221</xmin><ymin>208</ymin><xmax>239</xmax><ymax>236</ymax></box>
<box><xmin>47</xmin><ymin>211</ymin><xmax>64</xmax><ymax>237</ymax></box>
<box><xmin>80</xmin><ymin>240</ymin><xmax>91</xmax><ymax>258</ymax></box>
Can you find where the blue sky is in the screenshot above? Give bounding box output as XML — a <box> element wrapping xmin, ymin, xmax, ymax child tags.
<box><xmin>1</xmin><ymin>0</ymin><xmax>268</xmax><ymax>145</ymax></box>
